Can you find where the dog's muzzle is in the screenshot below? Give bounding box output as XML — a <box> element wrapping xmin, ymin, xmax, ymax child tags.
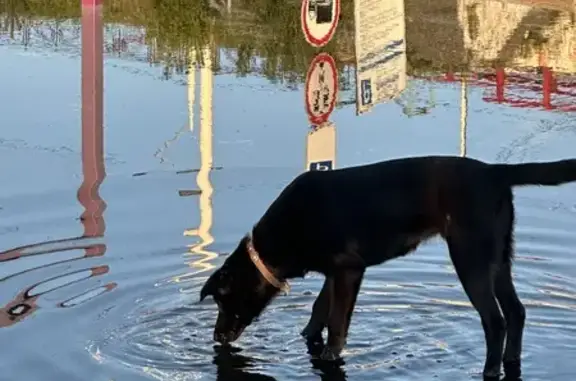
<box><xmin>214</xmin><ymin>325</ymin><xmax>245</xmax><ymax>345</ymax></box>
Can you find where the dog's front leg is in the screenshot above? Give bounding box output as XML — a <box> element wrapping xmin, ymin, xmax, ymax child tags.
<box><xmin>302</xmin><ymin>276</ymin><xmax>334</xmax><ymax>344</ymax></box>
<box><xmin>320</xmin><ymin>269</ymin><xmax>364</xmax><ymax>361</ymax></box>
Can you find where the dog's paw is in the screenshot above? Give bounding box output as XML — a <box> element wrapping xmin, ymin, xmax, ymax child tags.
<box><xmin>319</xmin><ymin>346</ymin><xmax>341</xmax><ymax>362</ymax></box>
<box><xmin>482</xmin><ymin>371</ymin><xmax>503</xmax><ymax>381</ymax></box>
<box><xmin>305</xmin><ymin>341</ymin><xmax>324</xmax><ymax>357</ymax></box>
<box><xmin>503</xmin><ymin>359</ymin><xmax>522</xmax><ymax>380</ymax></box>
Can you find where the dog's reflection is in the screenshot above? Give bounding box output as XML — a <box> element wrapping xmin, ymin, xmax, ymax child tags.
<box><xmin>306</xmin><ymin>340</ymin><xmax>347</xmax><ymax>381</ymax></box>
<box><xmin>212</xmin><ymin>341</ymin><xmax>347</xmax><ymax>381</ymax></box>
<box><xmin>212</xmin><ymin>342</ymin><xmax>523</xmax><ymax>381</ymax></box>
<box><xmin>212</xmin><ymin>344</ymin><xmax>275</xmax><ymax>381</ymax></box>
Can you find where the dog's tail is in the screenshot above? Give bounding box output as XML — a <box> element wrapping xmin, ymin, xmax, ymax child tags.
<box><xmin>491</xmin><ymin>159</ymin><xmax>576</xmax><ymax>187</ymax></box>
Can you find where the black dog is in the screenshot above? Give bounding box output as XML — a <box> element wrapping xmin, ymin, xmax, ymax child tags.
<box><xmin>200</xmin><ymin>155</ymin><xmax>576</xmax><ymax>380</ymax></box>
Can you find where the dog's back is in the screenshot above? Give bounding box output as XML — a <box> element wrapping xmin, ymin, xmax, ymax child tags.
<box><xmin>253</xmin><ymin>155</ymin><xmax>576</xmax><ymax>267</ymax></box>
<box><xmin>299</xmin><ymin>155</ymin><xmax>576</xmax><ymax>188</ymax></box>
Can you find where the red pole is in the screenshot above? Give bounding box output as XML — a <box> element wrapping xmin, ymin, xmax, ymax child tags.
<box><xmin>78</xmin><ymin>0</ymin><xmax>106</xmax><ymax>255</ymax></box>
<box><xmin>496</xmin><ymin>67</ymin><xmax>505</xmax><ymax>103</ymax></box>
<box><xmin>542</xmin><ymin>66</ymin><xmax>553</xmax><ymax>109</ymax></box>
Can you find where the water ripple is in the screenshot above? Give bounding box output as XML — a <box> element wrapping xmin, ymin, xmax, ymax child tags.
<box><xmin>0</xmin><ymin>237</ymin><xmax>113</xmax><ymax>328</ymax></box>
<box><xmin>90</xmin><ymin>190</ymin><xmax>576</xmax><ymax>381</ymax></box>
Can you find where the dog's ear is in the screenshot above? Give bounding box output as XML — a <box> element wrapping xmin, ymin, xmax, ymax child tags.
<box><xmin>200</xmin><ymin>270</ymin><xmax>218</xmax><ymax>302</ymax></box>
<box><xmin>199</xmin><ymin>268</ymin><xmax>232</xmax><ymax>302</ymax></box>
<box><xmin>199</xmin><ymin>281</ymin><xmax>212</xmax><ymax>302</ymax></box>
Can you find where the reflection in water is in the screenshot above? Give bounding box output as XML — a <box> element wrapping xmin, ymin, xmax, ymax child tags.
<box><xmin>306</xmin><ymin>122</ymin><xmax>337</xmax><ymax>172</ymax></box>
<box><xmin>304</xmin><ymin>53</ymin><xmax>338</xmax><ymax>172</ymax></box>
<box><xmin>300</xmin><ymin>0</ymin><xmax>341</xmax><ymax>48</ymax></box>
<box><xmin>477</xmin><ymin>65</ymin><xmax>576</xmax><ymax>111</ymax></box>
<box><xmin>213</xmin><ymin>347</ymin><xmax>278</xmax><ymax>381</ymax></box>
<box><xmin>460</xmin><ymin>76</ymin><xmax>468</xmax><ymax>157</ymax></box>
<box><xmin>394</xmin><ymin>84</ymin><xmax>437</xmax><ymax>117</ymax></box>
<box><xmin>0</xmin><ymin>266</ymin><xmax>111</xmax><ymax>327</ymax></box>
<box><xmin>2</xmin><ymin>0</ymin><xmax>574</xmax><ymax>114</ymax></box>
<box><xmin>353</xmin><ymin>0</ymin><xmax>407</xmax><ymax>114</ymax></box>
<box><xmin>211</xmin><ymin>342</ymin><xmax>348</xmax><ymax>381</ymax></box>
<box><xmin>1</xmin><ymin>1</ymin><xmax>575</xmax><ymax>380</ymax></box>
<box><xmin>456</xmin><ymin>0</ymin><xmax>576</xmax><ymax>112</ymax></box>
<box><xmin>0</xmin><ymin>0</ymin><xmax>111</xmax><ymax>327</ymax></box>
<box><xmin>79</xmin><ymin>0</ymin><xmax>106</xmax><ymax>247</ymax></box>
<box><xmin>460</xmin><ymin>0</ymin><xmax>575</xmax><ymax>72</ymax></box>
<box><xmin>174</xmin><ymin>43</ymin><xmax>218</xmax><ymax>284</ymax></box>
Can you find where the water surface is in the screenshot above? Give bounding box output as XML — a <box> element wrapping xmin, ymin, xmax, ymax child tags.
<box><xmin>1</xmin><ymin>1</ymin><xmax>575</xmax><ymax>380</ymax></box>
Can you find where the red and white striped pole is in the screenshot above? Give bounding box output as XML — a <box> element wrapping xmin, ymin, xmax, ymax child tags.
<box><xmin>79</xmin><ymin>0</ymin><xmax>106</xmax><ymax>251</ymax></box>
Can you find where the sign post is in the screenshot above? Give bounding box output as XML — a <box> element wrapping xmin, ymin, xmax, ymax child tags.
<box><xmin>305</xmin><ymin>53</ymin><xmax>338</xmax><ymax>172</ymax></box>
<box><xmin>301</xmin><ymin>0</ymin><xmax>339</xmax><ymax>173</ymax></box>
<box><xmin>306</xmin><ymin>122</ymin><xmax>336</xmax><ymax>171</ymax></box>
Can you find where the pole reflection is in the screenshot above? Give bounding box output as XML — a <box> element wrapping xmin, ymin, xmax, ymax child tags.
<box><xmin>460</xmin><ymin>75</ymin><xmax>468</xmax><ymax>157</ymax></box>
<box><xmin>174</xmin><ymin>44</ymin><xmax>218</xmax><ymax>285</ymax></box>
<box><xmin>0</xmin><ymin>0</ymin><xmax>112</xmax><ymax>327</ymax></box>
<box><xmin>78</xmin><ymin>0</ymin><xmax>107</xmax><ymax>252</ymax></box>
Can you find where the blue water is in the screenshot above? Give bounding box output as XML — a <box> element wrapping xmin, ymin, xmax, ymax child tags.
<box><xmin>1</xmin><ymin>4</ymin><xmax>576</xmax><ymax>381</ymax></box>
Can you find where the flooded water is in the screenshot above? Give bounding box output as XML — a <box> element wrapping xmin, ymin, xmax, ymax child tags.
<box><xmin>1</xmin><ymin>0</ymin><xmax>575</xmax><ymax>380</ymax></box>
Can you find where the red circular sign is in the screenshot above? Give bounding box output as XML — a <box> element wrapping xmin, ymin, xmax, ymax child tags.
<box><xmin>305</xmin><ymin>53</ymin><xmax>338</xmax><ymax>125</ymax></box>
<box><xmin>300</xmin><ymin>0</ymin><xmax>340</xmax><ymax>48</ymax></box>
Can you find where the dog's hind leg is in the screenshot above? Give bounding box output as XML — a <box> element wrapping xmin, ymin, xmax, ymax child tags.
<box><xmin>492</xmin><ymin>196</ymin><xmax>525</xmax><ymax>379</ymax></box>
<box><xmin>446</xmin><ymin>226</ymin><xmax>506</xmax><ymax>380</ymax></box>
<box><xmin>495</xmin><ymin>263</ymin><xmax>525</xmax><ymax>379</ymax></box>
<box><xmin>302</xmin><ymin>277</ymin><xmax>334</xmax><ymax>344</ymax></box>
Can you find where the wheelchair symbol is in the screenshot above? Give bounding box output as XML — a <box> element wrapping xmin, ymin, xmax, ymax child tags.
<box><xmin>309</xmin><ymin>160</ymin><xmax>333</xmax><ymax>171</ymax></box>
<box><xmin>360</xmin><ymin>79</ymin><xmax>372</xmax><ymax>106</ymax></box>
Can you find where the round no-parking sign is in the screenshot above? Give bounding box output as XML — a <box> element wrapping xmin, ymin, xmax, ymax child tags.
<box><xmin>305</xmin><ymin>53</ymin><xmax>338</xmax><ymax>125</ymax></box>
<box><xmin>301</xmin><ymin>0</ymin><xmax>340</xmax><ymax>48</ymax></box>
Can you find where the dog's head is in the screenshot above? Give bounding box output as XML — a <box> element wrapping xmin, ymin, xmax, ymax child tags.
<box><xmin>200</xmin><ymin>236</ymin><xmax>281</xmax><ymax>344</ymax></box>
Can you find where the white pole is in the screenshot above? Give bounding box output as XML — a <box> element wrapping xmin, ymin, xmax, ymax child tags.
<box><xmin>460</xmin><ymin>75</ymin><xmax>468</xmax><ymax>157</ymax></box>
<box><xmin>179</xmin><ymin>44</ymin><xmax>216</xmax><ymax>280</ymax></box>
